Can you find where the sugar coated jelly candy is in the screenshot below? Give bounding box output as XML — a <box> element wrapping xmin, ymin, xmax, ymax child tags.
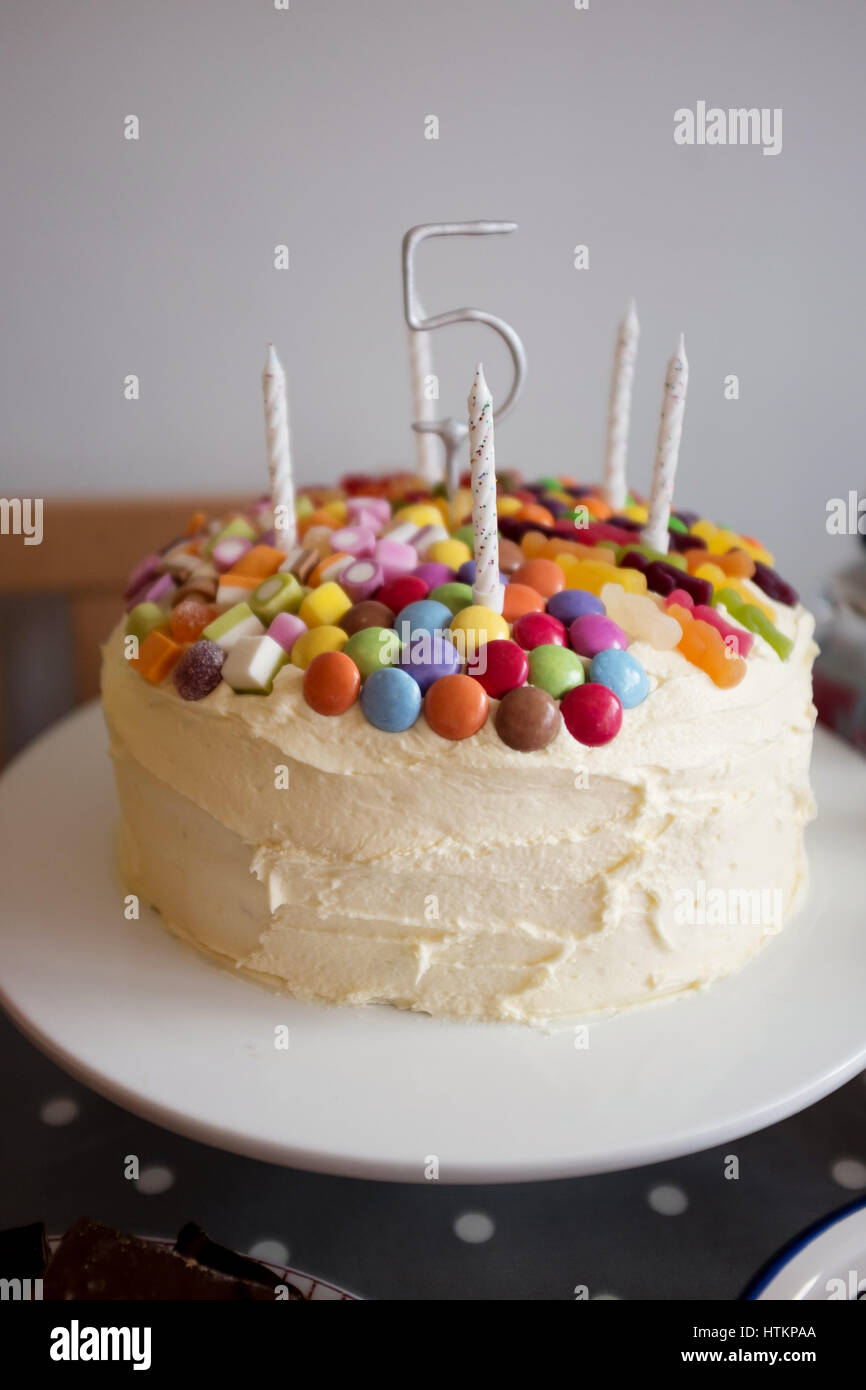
<box><xmin>495</xmin><ymin>685</ymin><xmax>561</xmax><ymax>751</ymax></box>
<box><xmin>169</xmin><ymin>599</ymin><xmax>216</xmax><ymax>643</ymax></box>
<box><xmin>714</xmin><ymin>588</ymin><xmax>793</xmax><ymax>661</ymax></box>
<box><xmin>600</xmin><ymin>585</ymin><xmax>681</xmax><ymax>650</ymax></box>
<box><xmin>173</xmin><ymin>639</ymin><xmax>226</xmax><ymax>701</ymax></box>
<box><xmin>360</xmin><ymin>666</ymin><xmax>422</xmax><ymax>732</ymax></box>
<box><xmin>667</xmin><ymin>604</ymin><xmax>747</xmax><ymax>688</ymax></box>
<box><xmin>691</xmin><ymin>604</ymin><xmax>754</xmax><ymax>658</ymax></box>
<box><xmin>561</xmin><ymin>683</ymin><xmax>623</xmax><ymax>746</ymax></box>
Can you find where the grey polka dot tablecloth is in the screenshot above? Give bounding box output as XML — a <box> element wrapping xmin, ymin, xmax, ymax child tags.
<box><xmin>1</xmin><ymin>1006</ymin><xmax>864</xmax><ymax>1300</ymax></box>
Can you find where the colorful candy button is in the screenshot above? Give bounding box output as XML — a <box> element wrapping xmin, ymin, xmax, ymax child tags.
<box><xmin>173</xmin><ymin>639</ymin><xmax>225</xmax><ymax>700</ymax></box>
<box><xmin>428</xmin><ymin>538</ymin><xmax>473</xmax><ymax>572</ymax></box>
<box><xmin>497</xmin><ymin>538</ymin><xmax>525</xmax><ymax>574</ymax></box>
<box><xmin>466</xmin><ymin>639</ymin><xmax>529</xmax><ymax>698</ymax></box>
<box><xmin>561</xmin><ymin>683</ymin><xmax>623</xmax><ymax>746</ymax></box>
<box><xmin>449</xmin><ymin>605</ymin><xmax>510</xmax><ymax>660</ymax></box>
<box><xmin>546</xmin><ymin>589</ymin><xmax>604</xmax><ymax>625</ymax></box>
<box><xmin>395</xmin><ymin>599</ymin><xmax>454</xmax><ymax>640</ymax></box>
<box><xmin>512</xmin><ymin>611</ymin><xmax>567</xmax><ymax>651</ymax></box>
<box><xmin>399</xmin><ymin>635</ymin><xmax>463</xmax><ymax>693</ymax></box>
<box><xmin>202</xmin><ymin>602</ymin><xmax>266</xmax><ymax>652</ymax></box>
<box><xmin>529</xmin><ymin>644</ymin><xmax>585</xmax><ymax>700</ymax></box>
<box><xmin>360</xmin><ymin>666</ymin><xmax>422</xmax><ymax>732</ymax></box>
<box><xmin>494</xmin><ymin>685</ymin><xmax>561</xmax><ymax>752</ymax></box>
<box><xmin>424</xmin><ymin>673</ymin><xmax>489</xmax><ymax>741</ymax></box>
<box><xmin>343</xmin><ymin>625</ymin><xmax>402</xmax><ymax>680</ymax></box>
<box><xmin>502</xmin><ymin>583</ymin><xmax>546</xmax><ymax>623</ymax></box>
<box><xmin>413</xmin><ymin>562</ymin><xmax>454</xmax><ymax>589</ymax></box>
<box><xmin>290</xmin><ymin>624</ymin><xmax>349</xmax><ymax>669</ymax></box>
<box><xmin>377</xmin><ymin>574</ymin><xmax>429</xmax><ymax>613</ymax></box>
<box><xmin>125</xmin><ymin>602</ymin><xmax>169</xmax><ymax>643</ymax></box>
<box><xmin>590</xmin><ymin>648</ymin><xmax>649</xmax><ymax>708</ymax></box>
<box><xmin>340</xmin><ymin>599</ymin><xmax>396</xmax><ymax>636</ymax></box>
<box><xmin>569</xmin><ymin>613</ymin><xmax>627</xmax><ymax>658</ymax></box>
<box><xmin>428</xmin><ymin>581</ymin><xmax>474</xmax><ymax>615</ymax></box>
<box><xmin>511</xmin><ymin>558</ymin><xmax>566</xmax><ymax>599</ymax></box>
<box><xmin>131</xmin><ymin>629</ymin><xmax>185</xmax><ymax>685</ymax></box>
<box><xmin>303</xmin><ymin>650</ymin><xmax>361</xmax><ymax>715</ymax></box>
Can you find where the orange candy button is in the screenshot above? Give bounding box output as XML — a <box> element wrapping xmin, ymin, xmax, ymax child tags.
<box><xmin>424</xmin><ymin>673</ymin><xmax>489</xmax><ymax>740</ymax></box>
<box><xmin>512</xmin><ymin>558</ymin><xmax>566</xmax><ymax>599</ymax></box>
<box><xmin>503</xmin><ymin>582</ymin><xmax>546</xmax><ymax>623</ymax></box>
<box><xmin>132</xmin><ymin>630</ymin><xmax>185</xmax><ymax>684</ymax></box>
<box><xmin>303</xmin><ymin>651</ymin><xmax>361</xmax><ymax>715</ymax></box>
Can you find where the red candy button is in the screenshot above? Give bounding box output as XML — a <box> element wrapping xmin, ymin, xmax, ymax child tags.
<box><xmin>466</xmin><ymin>639</ymin><xmax>529</xmax><ymax>698</ymax></box>
<box><xmin>424</xmin><ymin>673</ymin><xmax>489</xmax><ymax>740</ymax></box>
<box><xmin>561</xmin><ymin>683</ymin><xmax>623</xmax><ymax>746</ymax></box>
<box><xmin>377</xmin><ymin>574</ymin><xmax>429</xmax><ymax>613</ymax></box>
<box><xmin>512</xmin><ymin>611</ymin><xmax>567</xmax><ymax>651</ymax></box>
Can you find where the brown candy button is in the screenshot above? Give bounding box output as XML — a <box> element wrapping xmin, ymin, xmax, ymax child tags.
<box><xmin>495</xmin><ymin>684</ymin><xmax>561</xmax><ymax>751</ymax></box>
<box><xmin>497</xmin><ymin>538</ymin><xmax>525</xmax><ymax>574</ymax></box>
<box><xmin>340</xmin><ymin>599</ymin><xmax>396</xmax><ymax>636</ymax></box>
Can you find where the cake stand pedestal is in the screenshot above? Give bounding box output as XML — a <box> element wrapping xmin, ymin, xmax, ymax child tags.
<box><xmin>1</xmin><ymin>704</ymin><xmax>864</xmax><ymax>1183</ymax></box>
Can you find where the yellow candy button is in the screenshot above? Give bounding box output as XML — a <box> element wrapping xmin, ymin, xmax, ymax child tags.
<box><xmin>624</xmin><ymin>503</ymin><xmax>649</xmax><ymax>524</ymax></box>
<box><xmin>449</xmin><ymin>604</ymin><xmax>509</xmax><ymax>659</ymax></box>
<box><xmin>392</xmin><ymin>504</ymin><xmax>443</xmax><ymax>528</ymax></box>
<box><xmin>689</xmin><ymin>519</ymin><xmax>719</xmax><ymax>543</ymax></box>
<box><xmin>298</xmin><ymin>581</ymin><xmax>352</xmax><ymax>629</ymax></box>
<box><xmin>497</xmin><ymin>496</ymin><xmax>522</xmax><ymax>516</ymax></box>
<box><xmin>291</xmin><ymin>625</ymin><xmax>348</xmax><ymax>669</ymax></box>
<box><xmin>322</xmin><ymin>499</ymin><xmax>348</xmax><ymax>522</ymax></box>
<box><xmin>429</xmin><ymin>538</ymin><xmax>473</xmax><ymax>570</ymax></box>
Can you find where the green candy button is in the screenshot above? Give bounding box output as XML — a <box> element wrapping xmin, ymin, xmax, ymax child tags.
<box><xmin>528</xmin><ymin>643</ymin><xmax>585</xmax><ymax>700</ymax></box>
<box><xmin>343</xmin><ymin>626</ymin><xmax>402</xmax><ymax>680</ymax></box>
<box><xmin>429</xmin><ymin>581</ymin><xmax>474</xmax><ymax>615</ymax></box>
<box><xmin>125</xmin><ymin>602</ymin><xmax>169</xmax><ymax>642</ymax></box>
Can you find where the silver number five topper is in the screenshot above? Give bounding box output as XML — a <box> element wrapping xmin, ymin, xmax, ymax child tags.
<box><xmin>402</xmin><ymin>221</ymin><xmax>527</xmax><ymax>494</ymax></box>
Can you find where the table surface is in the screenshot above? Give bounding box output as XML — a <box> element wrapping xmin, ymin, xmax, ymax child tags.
<box><xmin>1</xmin><ymin>1003</ymin><xmax>864</xmax><ymax>1300</ymax></box>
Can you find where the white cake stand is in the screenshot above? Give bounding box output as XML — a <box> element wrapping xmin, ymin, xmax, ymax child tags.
<box><xmin>1</xmin><ymin>704</ymin><xmax>864</xmax><ymax>1184</ymax></box>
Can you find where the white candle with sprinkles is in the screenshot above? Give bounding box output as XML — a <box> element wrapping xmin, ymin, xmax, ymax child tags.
<box><xmin>602</xmin><ymin>298</ymin><xmax>639</xmax><ymax>511</ymax></box>
<box><xmin>262</xmin><ymin>343</ymin><xmax>297</xmax><ymax>552</ymax></box>
<box><xmin>409</xmin><ymin>300</ymin><xmax>440</xmax><ymax>484</ymax></box>
<box><xmin>642</xmin><ymin>334</ymin><xmax>688</xmax><ymax>553</ymax></box>
<box><xmin>468</xmin><ymin>362</ymin><xmax>504</xmax><ymax>614</ymax></box>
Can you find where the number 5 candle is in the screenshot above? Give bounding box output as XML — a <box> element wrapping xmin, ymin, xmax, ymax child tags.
<box><xmin>642</xmin><ymin>334</ymin><xmax>688</xmax><ymax>554</ymax></box>
<box><xmin>468</xmin><ymin>363</ymin><xmax>504</xmax><ymax>614</ymax></box>
<box><xmin>262</xmin><ymin>343</ymin><xmax>297</xmax><ymax>552</ymax></box>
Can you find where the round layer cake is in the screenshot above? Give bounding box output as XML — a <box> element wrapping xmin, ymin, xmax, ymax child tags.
<box><xmin>102</xmin><ymin>477</ymin><xmax>817</xmax><ymax>1024</ymax></box>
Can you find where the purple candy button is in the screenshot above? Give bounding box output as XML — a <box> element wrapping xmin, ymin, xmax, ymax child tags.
<box><xmin>569</xmin><ymin>613</ymin><xmax>628</xmax><ymax>658</ymax></box>
<box><xmin>546</xmin><ymin>589</ymin><xmax>604</xmax><ymax>624</ymax></box>
<box><xmin>399</xmin><ymin>636</ymin><xmax>462</xmax><ymax>693</ymax></box>
<box><xmin>456</xmin><ymin>559</ymin><xmax>507</xmax><ymax>586</ymax></box>
<box><xmin>413</xmin><ymin>561</ymin><xmax>455</xmax><ymax>589</ymax></box>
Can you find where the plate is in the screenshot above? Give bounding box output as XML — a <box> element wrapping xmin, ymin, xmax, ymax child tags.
<box><xmin>1</xmin><ymin>704</ymin><xmax>865</xmax><ymax>1183</ymax></box>
<box><xmin>744</xmin><ymin>1198</ymin><xmax>866</xmax><ymax>1300</ymax></box>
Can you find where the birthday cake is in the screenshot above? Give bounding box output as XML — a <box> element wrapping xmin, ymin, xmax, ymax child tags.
<box><xmin>102</xmin><ymin>466</ymin><xmax>816</xmax><ymax>1024</ymax></box>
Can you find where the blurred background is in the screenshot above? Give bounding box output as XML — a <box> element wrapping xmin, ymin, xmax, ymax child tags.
<box><xmin>0</xmin><ymin>0</ymin><xmax>864</xmax><ymax>1300</ymax></box>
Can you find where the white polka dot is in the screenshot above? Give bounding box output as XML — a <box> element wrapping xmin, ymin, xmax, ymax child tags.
<box><xmin>39</xmin><ymin>1097</ymin><xmax>80</xmax><ymax>1127</ymax></box>
<box><xmin>454</xmin><ymin>1212</ymin><xmax>495</xmax><ymax>1244</ymax></box>
<box><xmin>831</xmin><ymin>1159</ymin><xmax>866</xmax><ymax>1190</ymax></box>
<box><xmin>591</xmin><ymin>1292</ymin><xmax>622</xmax><ymax>1300</ymax></box>
<box><xmin>248</xmin><ymin>1239</ymin><xmax>289</xmax><ymax>1266</ymax></box>
<box><xmin>135</xmin><ymin>1165</ymin><xmax>175</xmax><ymax>1195</ymax></box>
<box><xmin>647</xmin><ymin>1183</ymin><xmax>689</xmax><ymax>1216</ymax></box>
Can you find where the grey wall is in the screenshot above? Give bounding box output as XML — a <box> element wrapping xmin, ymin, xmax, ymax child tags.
<box><xmin>2</xmin><ymin>0</ymin><xmax>865</xmax><ymax>603</ymax></box>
